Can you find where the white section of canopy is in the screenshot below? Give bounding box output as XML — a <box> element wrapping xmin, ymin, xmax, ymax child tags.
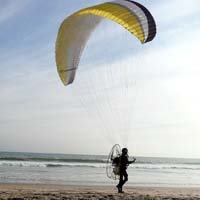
<box><xmin>113</xmin><ymin>0</ymin><xmax>149</xmax><ymax>41</ymax></box>
<box><xmin>57</xmin><ymin>14</ymin><xmax>102</xmax><ymax>85</ymax></box>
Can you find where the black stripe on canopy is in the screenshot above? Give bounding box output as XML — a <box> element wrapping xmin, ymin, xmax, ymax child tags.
<box><xmin>125</xmin><ymin>0</ymin><xmax>156</xmax><ymax>42</ymax></box>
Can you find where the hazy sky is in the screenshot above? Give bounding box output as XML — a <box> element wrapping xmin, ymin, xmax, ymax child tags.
<box><xmin>0</xmin><ymin>0</ymin><xmax>200</xmax><ymax>158</ymax></box>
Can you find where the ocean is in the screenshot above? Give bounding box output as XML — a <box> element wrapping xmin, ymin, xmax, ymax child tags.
<box><xmin>0</xmin><ymin>151</ymin><xmax>200</xmax><ymax>187</ymax></box>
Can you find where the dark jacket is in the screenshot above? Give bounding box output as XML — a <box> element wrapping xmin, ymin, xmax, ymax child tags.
<box><xmin>120</xmin><ymin>154</ymin><xmax>133</xmax><ymax>170</ymax></box>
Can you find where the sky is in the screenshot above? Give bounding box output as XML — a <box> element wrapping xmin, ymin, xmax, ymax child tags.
<box><xmin>0</xmin><ymin>0</ymin><xmax>200</xmax><ymax>158</ymax></box>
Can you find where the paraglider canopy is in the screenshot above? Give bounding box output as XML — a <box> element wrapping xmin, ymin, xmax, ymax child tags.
<box><xmin>55</xmin><ymin>0</ymin><xmax>156</xmax><ymax>85</ymax></box>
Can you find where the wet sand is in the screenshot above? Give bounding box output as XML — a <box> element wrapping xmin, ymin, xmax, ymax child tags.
<box><xmin>0</xmin><ymin>183</ymin><xmax>200</xmax><ymax>200</ymax></box>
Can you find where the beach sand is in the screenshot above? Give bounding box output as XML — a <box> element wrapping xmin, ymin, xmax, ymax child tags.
<box><xmin>0</xmin><ymin>183</ymin><xmax>200</xmax><ymax>200</ymax></box>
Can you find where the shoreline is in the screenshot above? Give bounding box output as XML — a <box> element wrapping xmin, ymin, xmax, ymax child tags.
<box><xmin>1</xmin><ymin>183</ymin><xmax>200</xmax><ymax>199</ymax></box>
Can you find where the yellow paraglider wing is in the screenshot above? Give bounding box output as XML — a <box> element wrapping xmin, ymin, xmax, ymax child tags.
<box><xmin>56</xmin><ymin>0</ymin><xmax>156</xmax><ymax>85</ymax></box>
